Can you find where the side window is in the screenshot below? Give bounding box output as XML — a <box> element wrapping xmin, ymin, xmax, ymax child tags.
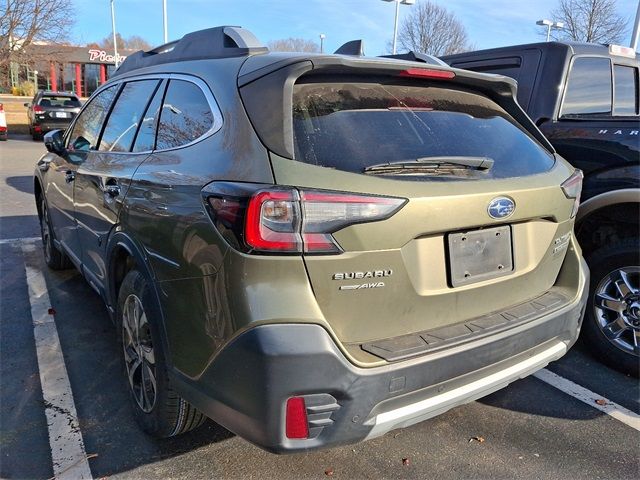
<box><xmin>68</xmin><ymin>85</ymin><xmax>118</xmax><ymax>152</ymax></box>
<box><xmin>561</xmin><ymin>57</ymin><xmax>612</xmax><ymax>116</ymax></box>
<box><xmin>132</xmin><ymin>80</ymin><xmax>167</xmax><ymax>152</ymax></box>
<box><xmin>613</xmin><ymin>65</ymin><xmax>638</xmax><ymax>116</ymax></box>
<box><xmin>99</xmin><ymin>80</ymin><xmax>160</xmax><ymax>152</ymax></box>
<box><xmin>156</xmin><ymin>79</ymin><xmax>214</xmax><ymax>150</ymax></box>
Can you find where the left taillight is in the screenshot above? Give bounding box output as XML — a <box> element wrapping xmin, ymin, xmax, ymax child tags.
<box><xmin>561</xmin><ymin>169</ymin><xmax>583</xmax><ymax>218</ymax></box>
<box><xmin>205</xmin><ymin>184</ymin><xmax>406</xmax><ymax>254</ymax></box>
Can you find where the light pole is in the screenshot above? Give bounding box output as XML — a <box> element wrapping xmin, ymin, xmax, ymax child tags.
<box><xmin>382</xmin><ymin>0</ymin><xmax>415</xmax><ymax>55</ymax></box>
<box><xmin>33</xmin><ymin>70</ymin><xmax>38</xmax><ymax>93</ymax></box>
<box><xmin>536</xmin><ymin>19</ymin><xmax>564</xmax><ymax>42</ymax></box>
<box><xmin>111</xmin><ymin>0</ymin><xmax>119</xmax><ymax>68</ymax></box>
<box><xmin>163</xmin><ymin>0</ymin><xmax>168</xmax><ymax>43</ymax></box>
<box><xmin>319</xmin><ymin>33</ymin><xmax>325</xmax><ymax>53</ymax></box>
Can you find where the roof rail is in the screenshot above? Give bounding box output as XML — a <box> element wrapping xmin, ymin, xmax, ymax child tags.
<box><xmin>334</xmin><ymin>40</ymin><xmax>365</xmax><ymax>56</ymax></box>
<box><xmin>114</xmin><ymin>26</ymin><xmax>268</xmax><ymax>76</ymax></box>
<box><xmin>380</xmin><ymin>51</ymin><xmax>448</xmax><ymax>66</ymax></box>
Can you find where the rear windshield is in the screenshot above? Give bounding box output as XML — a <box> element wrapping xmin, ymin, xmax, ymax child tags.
<box><xmin>292</xmin><ymin>82</ymin><xmax>554</xmax><ymax>179</ymax></box>
<box><xmin>39</xmin><ymin>96</ymin><xmax>81</xmax><ymax>108</ymax></box>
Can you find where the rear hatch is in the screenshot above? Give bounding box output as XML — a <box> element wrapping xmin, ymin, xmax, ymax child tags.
<box><xmin>240</xmin><ymin>60</ymin><xmax>579</xmax><ymax>356</ymax></box>
<box><xmin>37</xmin><ymin>94</ymin><xmax>81</xmax><ymax>124</ymax></box>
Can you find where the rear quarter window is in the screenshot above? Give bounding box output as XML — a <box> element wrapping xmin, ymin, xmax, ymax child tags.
<box><xmin>292</xmin><ymin>81</ymin><xmax>554</xmax><ymax>179</ymax></box>
<box><xmin>613</xmin><ymin>65</ymin><xmax>639</xmax><ymax>116</ymax></box>
<box><xmin>155</xmin><ymin>79</ymin><xmax>215</xmax><ymax>150</ymax></box>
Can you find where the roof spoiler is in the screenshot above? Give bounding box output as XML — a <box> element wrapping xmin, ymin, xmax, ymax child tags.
<box><xmin>115</xmin><ymin>26</ymin><xmax>268</xmax><ymax>76</ymax></box>
<box><xmin>334</xmin><ymin>40</ymin><xmax>365</xmax><ymax>56</ymax></box>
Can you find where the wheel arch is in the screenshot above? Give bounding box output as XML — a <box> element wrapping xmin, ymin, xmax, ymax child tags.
<box><xmin>575</xmin><ymin>188</ymin><xmax>639</xmax><ymax>256</ymax></box>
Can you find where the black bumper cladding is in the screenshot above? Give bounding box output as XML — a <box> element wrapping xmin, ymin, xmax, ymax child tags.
<box><xmin>172</xmin><ymin>260</ymin><xmax>589</xmax><ymax>453</ymax></box>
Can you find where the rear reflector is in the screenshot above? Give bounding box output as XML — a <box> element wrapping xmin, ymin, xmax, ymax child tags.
<box><xmin>286</xmin><ymin>397</ymin><xmax>309</xmax><ymax>439</ymax></box>
<box><xmin>399</xmin><ymin>68</ymin><xmax>456</xmax><ymax>80</ymax></box>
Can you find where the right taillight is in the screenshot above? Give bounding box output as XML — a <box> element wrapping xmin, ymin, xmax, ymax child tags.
<box><xmin>561</xmin><ymin>169</ymin><xmax>583</xmax><ymax>219</ymax></box>
<box><xmin>205</xmin><ymin>184</ymin><xmax>406</xmax><ymax>254</ymax></box>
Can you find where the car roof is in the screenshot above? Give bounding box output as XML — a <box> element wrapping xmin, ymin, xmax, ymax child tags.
<box><xmin>443</xmin><ymin>41</ymin><xmax>638</xmax><ymax>61</ymax></box>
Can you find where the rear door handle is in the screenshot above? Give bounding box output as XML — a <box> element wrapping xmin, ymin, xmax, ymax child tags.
<box><xmin>65</xmin><ymin>171</ymin><xmax>75</xmax><ymax>183</ymax></box>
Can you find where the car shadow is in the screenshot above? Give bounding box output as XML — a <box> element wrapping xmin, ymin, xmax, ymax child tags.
<box><xmin>43</xmin><ymin>260</ymin><xmax>236</xmax><ymax>478</ymax></box>
<box><xmin>5</xmin><ymin>175</ymin><xmax>34</xmax><ymax>195</ymax></box>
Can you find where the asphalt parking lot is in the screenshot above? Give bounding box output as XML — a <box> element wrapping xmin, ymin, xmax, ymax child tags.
<box><xmin>1</xmin><ymin>134</ymin><xmax>639</xmax><ymax>479</ymax></box>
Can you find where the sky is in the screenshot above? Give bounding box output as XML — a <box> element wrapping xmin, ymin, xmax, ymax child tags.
<box><xmin>72</xmin><ymin>0</ymin><xmax>639</xmax><ymax>55</ymax></box>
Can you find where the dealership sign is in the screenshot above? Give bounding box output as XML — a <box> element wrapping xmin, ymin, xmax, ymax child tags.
<box><xmin>88</xmin><ymin>49</ymin><xmax>127</xmax><ymax>64</ymax></box>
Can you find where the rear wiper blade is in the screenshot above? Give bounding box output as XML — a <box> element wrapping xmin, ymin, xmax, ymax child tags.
<box><xmin>364</xmin><ymin>156</ymin><xmax>494</xmax><ymax>174</ymax></box>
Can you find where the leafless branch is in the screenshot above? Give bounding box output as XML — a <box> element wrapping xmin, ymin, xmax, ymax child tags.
<box><xmin>394</xmin><ymin>0</ymin><xmax>474</xmax><ymax>56</ymax></box>
<box><xmin>267</xmin><ymin>37</ymin><xmax>320</xmax><ymax>53</ymax></box>
<box><xmin>547</xmin><ymin>0</ymin><xmax>628</xmax><ymax>43</ymax></box>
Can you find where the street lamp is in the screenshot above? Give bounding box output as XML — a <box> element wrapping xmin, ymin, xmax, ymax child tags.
<box><xmin>33</xmin><ymin>70</ymin><xmax>38</xmax><ymax>93</ymax></box>
<box><xmin>163</xmin><ymin>0</ymin><xmax>168</xmax><ymax>43</ymax></box>
<box><xmin>319</xmin><ymin>33</ymin><xmax>326</xmax><ymax>53</ymax></box>
<box><xmin>382</xmin><ymin>0</ymin><xmax>415</xmax><ymax>55</ymax></box>
<box><xmin>536</xmin><ymin>19</ymin><xmax>564</xmax><ymax>42</ymax></box>
<box><xmin>111</xmin><ymin>0</ymin><xmax>119</xmax><ymax>68</ymax></box>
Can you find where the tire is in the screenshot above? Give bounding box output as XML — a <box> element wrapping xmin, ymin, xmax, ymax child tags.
<box><xmin>118</xmin><ymin>269</ymin><xmax>205</xmax><ymax>437</ymax></box>
<box><xmin>39</xmin><ymin>197</ymin><xmax>72</xmax><ymax>270</ymax></box>
<box><xmin>582</xmin><ymin>239</ymin><xmax>640</xmax><ymax>377</ymax></box>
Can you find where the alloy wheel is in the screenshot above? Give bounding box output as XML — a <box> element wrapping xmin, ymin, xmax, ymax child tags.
<box><xmin>122</xmin><ymin>294</ymin><xmax>157</xmax><ymax>413</ymax></box>
<box><xmin>40</xmin><ymin>201</ymin><xmax>52</xmax><ymax>263</ymax></box>
<box><xmin>593</xmin><ymin>267</ymin><xmax>640</xmax><ymax>356</ymax></box>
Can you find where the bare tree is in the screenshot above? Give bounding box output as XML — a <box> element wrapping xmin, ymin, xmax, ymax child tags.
<box><xmin>88</xmin><ymin>33</ymin><xmax>152</xmax><ymax>51</ymax></box>
<box><xmin>549</xmin><ymin>0</ymin><xmax>628</xmax><ymax>43</ymax></box>
<box><xmin>267</xmin><ymin>37</ymin><xmax>320</xmax><ymax>53</ymax></box>
<box><xmin>0</xmin><ymin>0</ymin><xmax>75</xmax><ymax>88</ymax></box>
<box><xmin>394</xmin><ymin>0</ymin><xmax>473</xmax><ymax>56</ymax></box>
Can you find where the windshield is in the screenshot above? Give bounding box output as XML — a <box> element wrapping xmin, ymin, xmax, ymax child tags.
<box><xmin>292</xmin><ymin>81</ymin><xmax>554</xmax><ymax>179</ymax></box>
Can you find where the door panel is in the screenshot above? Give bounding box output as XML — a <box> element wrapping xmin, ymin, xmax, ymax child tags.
<box><xmin>74</xmin><ymin>79</ymin><xmax>162</xmax><ymax>288</ymax></box>
<box><xmin>44</xmin><ymin>151</ymin><xmax>81</xmax><ymax>265</ymax></box>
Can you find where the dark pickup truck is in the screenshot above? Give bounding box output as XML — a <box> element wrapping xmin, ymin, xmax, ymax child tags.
<box><xmin>444</xmin><ymin>42</ymin><xmax>639</xmax><ymax>375</ymax></box>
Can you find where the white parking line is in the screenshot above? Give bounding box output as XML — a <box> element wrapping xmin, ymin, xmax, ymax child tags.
<box><xmin>22</xmin><ymin>243</ymin><xmax>93</xmax><ymax>480</ymax></box>
<box><xmin>0</xmin><ymin>236</ymin><xmax>40</xmax><ymax>245</ymax></box>
<box><xmin>534</xmin><ymin>368</ymin><xmax>640</xmax><ymax>431</ymax></box>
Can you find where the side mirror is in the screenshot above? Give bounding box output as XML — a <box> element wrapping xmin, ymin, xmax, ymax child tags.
<box><xmin>23</xmin><ymin>103</ymin><xmax>30</xmax><ymax>108</ymax></box>
<box><xmin>44</xmin><ymin>130</ymin><xmax>65</xmax><ymax>154</ymax></box>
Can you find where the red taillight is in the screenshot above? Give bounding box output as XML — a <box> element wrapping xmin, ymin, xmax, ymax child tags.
<box><xmin>239</xmin><ymin>188</ymin><xmax>406</xmax><ymax>254</ymax></box>
<box><xmin>245</xmin><ymin>190</ymin><xmax>303</xmax><ymax>252</ymax></box>
<box><xmin>0</xmin><ymin>103</ymin><xmax>4</xmax><ymax>112</ymax></box>
<box><xmin>285</xmin><ymin>397</ymin><xmax>309</xmax><ymax>439</ymax></box>
<box><xmin>399</xmin><ymin>68</ymin><xmax>456</xmax><ymax>80</ymax></box>
<box><xmin>33</xmin><ymin>105</ymin><xmax>44</xmax><ymax>112</ymax></box>
<box><xmin>561</xmin><ymin>169</ymin><xmax>583</xmax><ymax>218</ymax></box>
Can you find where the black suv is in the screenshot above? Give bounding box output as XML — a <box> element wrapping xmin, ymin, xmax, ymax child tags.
<box><xmin>34</xmin><ymin>27</ymin><xmax>588</xmax><ymax>451</ymax></box>
<box><xmin>445</xmin><ymin>42</ymin><xmax>640</xmax><ymax>376</ymax></box>
<box><xmin>25</xmin><ymin>90</ymin><xmax>82</xmax><ymax>140</ymax></box>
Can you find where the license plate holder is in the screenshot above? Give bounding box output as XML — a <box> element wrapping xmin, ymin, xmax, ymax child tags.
<box><xmin>448</xmin><ymin>225</ymin><xmax>513</xmax><ymax>287</ymax></box>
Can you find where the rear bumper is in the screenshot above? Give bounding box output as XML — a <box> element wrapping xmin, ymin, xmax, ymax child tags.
<box><xmin>32</xmin><ymin>121</ymin><xmax>71</xmax><ymax>132</ymax></box>
<box><xmin>172</xmin><ymin>257</ymin><xmax>589</xmax><ymax>453</ymax></box>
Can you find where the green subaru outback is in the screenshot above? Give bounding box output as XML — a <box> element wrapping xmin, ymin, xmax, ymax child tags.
<box><xmin>34</xmin><ymin>26</ymin><xmax>589</xmax><ymax>452</ymax></box>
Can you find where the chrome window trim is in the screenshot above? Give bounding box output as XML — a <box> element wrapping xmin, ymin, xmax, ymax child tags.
<box><xmin>66</xmin><ymin>72</ymin><xmax>224</xmax><ymax>156</ymax></box>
